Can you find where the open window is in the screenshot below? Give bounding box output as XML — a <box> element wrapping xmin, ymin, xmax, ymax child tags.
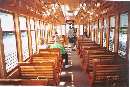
<box><xmin>0</xmin><ymin>12</ymin><xmax>18</xmax><ymax>72</ymax></box>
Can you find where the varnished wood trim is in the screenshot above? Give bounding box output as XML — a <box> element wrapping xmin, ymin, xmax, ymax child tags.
<box><xmin>114</xmin><ymin>13</ymin><xmax>120</xmax><ymax>53</ymax></box>
<box><xmin>0</xmin><ymin>19</ymin><xmax>7</xmax><ymax>78</ymax></box>
<box><xmin>100</xmin><ymin>18</ymin><xmax>104</xmax><ymax>47</ymax></box>
<box><xmin>26</xmin><ymin>17</ymin><xmax>32</xmax><ymax>56</ymax></box>
<box><xmin>106</xmin><ymin>16</ymin><xmax>110</xmax><ymax>50</ymax></box>
<box><xmin>13</xmin><ymin>14</ymin><xmax>23</xmax><ymax>62</ymax></box>
<box><xmin>128</xmin><ymin>7</ymin><xmax>130</xmax><ymax>64</ymax></box>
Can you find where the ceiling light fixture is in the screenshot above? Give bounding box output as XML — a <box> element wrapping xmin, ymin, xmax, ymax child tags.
<box><xmin>96</xmin><ymin>2</ymin><xmax>100</xmax><ymax>7</ymax></box>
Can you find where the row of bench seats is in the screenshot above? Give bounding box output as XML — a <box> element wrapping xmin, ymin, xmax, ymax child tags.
<box><xmin>77</xmin><ymin>37</ymin><xmax>125</xmax><ymax>87</ymax></box>
<box><xmin>0</xmin><ymin>48</ymin><xmax>62</xmax><ymax>86</ymax></box>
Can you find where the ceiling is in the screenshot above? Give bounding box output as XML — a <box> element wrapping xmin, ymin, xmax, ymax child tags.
<box><xmin>58</xmin><ymin>0</ymin><xmax>80</xmax><ymax>11</ymax></box>
<box><xmin>0</xmin><ymin>0</ymin><xmax>129</xmax><ymax>24</ymax></box>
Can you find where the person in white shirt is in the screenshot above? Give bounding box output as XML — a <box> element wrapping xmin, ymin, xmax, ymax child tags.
<box><xmin>68</xmin><ymin>28</ymin><xmax>76</xmax><ymax>49</ymax></box>
<box><xmin>68</xmin><ymin>28</ymin><xmax>74</xmax><ymax>43</ymax></box>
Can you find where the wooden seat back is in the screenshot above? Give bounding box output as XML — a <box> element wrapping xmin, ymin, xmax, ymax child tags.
<box><xmin>39</xmin><ymin>48</ymin><xmax>60</xmax><ymax>55</ymax></box>
<box><xmin>19</xmin><ymin>62</ymin><xmax>55</xmax><ymax>79</ymax></box>
<box><xmin>18</xmin><ymin>62</ymin><xmax>59</xmax><ymax>85</ymax></box>
<box><xmin>93</xmin><ymin>64</ymin><xmax>121</xmax><ymax>87</ymax></box>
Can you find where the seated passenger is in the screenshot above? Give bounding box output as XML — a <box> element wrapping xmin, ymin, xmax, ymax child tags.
<box><xmin>48</xmin><ymin>35</ymin><xmax>55</xmax><ymax>44</ymax></box>
<box><xmin>38</xmin><ymin>38</ymin><xmax>48</xmax><ymax>50</ymax></box>
<box><xmin>50</xmin><ymin>36</ymin><xmax>71</xmax><ymax>68</ymax></box>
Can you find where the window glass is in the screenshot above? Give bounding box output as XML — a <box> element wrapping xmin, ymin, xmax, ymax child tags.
<box><xmin>37</xmin><ymin>30</ymin><xmax>41</xmax><ymax>45</ymax></box>
<box><xmin>103</xmin><ymin>19</ymin><xmax>107</xmax><ymax>47</ymax></box>
<box><xmin>109</xmin><ymin>16</ymin><xmax>115</xmax><ymax>52</ymax></box>
<box><xmin>19</xmin><ymin>16</ymin><xmax>29</xmax><ymax>61</ymax></box>
<box><xmin>31</xmin><ymin>31</ymin><xmax>36</xmax><ymax>54</ymax></box>
<box><xmin>56</xmin><ymin>25</ymin><xmax>62</xmax><ymax>36</ymax></box>
<box><xmin>91</xmin><ymin>24</ymin><xmax>95</xmax><ymax>41</ymax></box>
<box><xmin>19</xmin><ymin>16</ymin><xmax>27</xmax><ymax>30</ymax></box>
<box><xmin>30</xmin><ymin>19</ymin><xmax>35</xmax><ymax>30</ymax></box>
<box><xmin>36</xmin><ymin>20</ymin><xmax>40</xmax><ymax>30</ymax></box>
<box><xmin>80</xmin><ymin>25</ymin><xmax>83</xmax><ymax>35</ymax></box>
<box><xmin>98</xmin><ymin>20</ymin><xmax>101</xmax><ymax>44</ymax></box>
<box><xmin>61</xmin><ymin>25</ymin><xmax>65</xmax><ymax>35</ymax></box>
<box><xmin>66</xmin><ymin>24</ymin><xmax>70</xmax><ymax>35</ymax></box>
<box><xmin>0</xmin><ymin>12</ymin><xmax>18</xmax><ymax>72</ymax></box>
<box><xmin>119</xmin><ymin>13</ymin><xmax>128</xmax><ymax>58</ymax></box>
<box><xmin>95</xmin><ymin>22</ymin><xmax>98</xmax><ymax>43</ymax></box>
<box><xmin>3</xmin><ymin>32</ymin><xmax>18</xmax><ymax>72</ymax></box>
<box><xmin>21</xmin><ymin>31</ymin><xmax>29</xmax><ymax>61</ymax></box>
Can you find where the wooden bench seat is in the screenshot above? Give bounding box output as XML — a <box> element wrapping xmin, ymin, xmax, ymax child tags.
<box><xmin>87</xmin><ymin>53</ymin><xmax>118</xmax><ymax>71</ymax></box>
<box><xmin>31</xmin><ymin>53</ymin><xmax>62</xmax><ymax>71</ymax></box>
<box><xmin>18</xmin><ymin>62</ymin><xmax>59</xmax><ymax>85</ymax></box>
<box><xmin>91</xmin><ymin>64</ymin><xmax>122</xmax><ymax>87</ymax></box>
<box><xmin>79</xmin><ymin>46</ymin><xmax>108</xmax><ymax>71</ymax></box>
<box><xmin>38</xmin><ymin>48</ymin><xmax>62</xmax><ymax>64</ymax></box>
<box><xmin>31</xmin><ymin>54</ymin><xmax>59</xmax><ymax>64</ymax></box>
<box><xmin>30</xmin><ymin>56</ymin><xmax>61</xmax><ymax>74</ymax></box>
<box><xmin>39</xmin><ymin>48</ymin><xmax>61</xmax><ymax>56</ymax></box>
<box><xmin>88</xmin><ymin>56</ymin><xmax>118</xmax><ymax>72</ymax></box>
<box><xmin>81</xmin><ymin>48</ymin><xmax>118</xmax><ymax>72</ymax></box>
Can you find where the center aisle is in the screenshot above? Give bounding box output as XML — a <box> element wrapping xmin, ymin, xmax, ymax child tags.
<box><xmin>59</xmin><ymin>50</ymin><xmax>89</xmax><ymax>87</ymax></box>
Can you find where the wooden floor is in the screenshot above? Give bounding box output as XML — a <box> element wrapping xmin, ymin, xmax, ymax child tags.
<box><xmin>59</xmin><ymin>49</ymin><xmax>89</xmax><ymax>87</ymax></box>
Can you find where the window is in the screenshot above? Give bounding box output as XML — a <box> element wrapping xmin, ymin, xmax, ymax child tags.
<box><xmin>119</xmin><ymin>13</ymin><xmax>128</xmax><ymax>58</ymax></box>
<box><xmin>30</xmin><ymin>19</ymin><xmax>36</xmax><ymax>54</ymax></box>
<box><xmin>30</xmin><ymin>19</ymin><xmax>35</xmax><ymax>30</ymax></box>
<box><xmin>0</xmin><ymin>12</ymin><xmax>18</xmax><ymax>72</ymax></box>
<box><xmin>31</xmin><ymin>31</ymin><xmax>36</xmax><ymax>54</ymax></box>
<box><xmin>91</xmin><ymin>23</ymin><xmax>95</xmax><ymax>41</ymax></box>
<box><xmin>109</xmin><ymin>16</ymin><xmax>115</xmax><ymax>52</ymax></box>
<box><xmin>61</xmin><ymin>25</ymin><xmax>65</xmax><ymax>35</ymax></box>
<box><xmin>42</xmin><ymin>29</ymin><xmax>45</xmax><ymax>38</ymax></box>
<box><xmin>98</xmin><ymin>20</ymin><xmax>101</xmax><ymax>44</ymax></box>
<box><xmin>66</xmin><ymin>24</ymin><xmax>70</xmax><ymax>35</ymax></box>
<box><xmin>36</xmin><ymin>20</ymin><xmax>41</xmax><ymax>45</ymax></box>
<box><xmin>56</xmin><ymin>25</ymin><xmax>62</xmax><ymax>36</ymax></box>
<box><xmin>37</xmin><ymin>30</ymin><xmax>41</xmax><ymax>45</ymax></box>
<box><xmin>19</xmin><ymin>16</ymin><xmax>29</xmax><ymax>61</ymax></box>
<box><xmin>80</xmin><ymin>25</ymin><xmax>83</xmax><ymax>35</ymax></box>
<box><xmin>103</xmin><ymin>19</ymin><xmax>107</xmax><ymax>47</ymax></box>
<box><xmin>95</xmin><ymin>23</ymin><xmax>98</xmax><ymax>43</ymax></box>
<box><xmin>45</xmin><ymin>24</ymin><xmax>48</xmax><ymax>39</ymax></box>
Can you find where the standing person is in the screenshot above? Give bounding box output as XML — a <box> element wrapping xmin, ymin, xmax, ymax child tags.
<box><xmin>73</xmin><ymin>30</ymin><xmax>77</xmax><ymax>50</ymax></box>
<box><xmin>83</xmin><ymin>31</ymin><xmax>87</xmax><ymax>37</ymax></box>
<box><xmin>50</xmin><ymin>36</ymin><xmax>71</xmax><ymax>68</ymax></box>
<box><xmin>68</xmin><ymin>28</ymin><xmax>74</xmax><ymax>47</ymax></box>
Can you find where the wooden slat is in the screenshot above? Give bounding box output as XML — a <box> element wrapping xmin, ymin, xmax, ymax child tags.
<box><xmin>0</xmin><ymin>79</ymin><xmax>48</xmax><ymax>85</ymax></box>
<box><xmin>91</xmin><ymin>64</ymin><xmax>122</xmax><ymax>87</ymax></box>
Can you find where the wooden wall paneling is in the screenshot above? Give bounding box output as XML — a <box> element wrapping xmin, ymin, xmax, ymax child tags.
<box><xmin>26</xmin><ymin>17</ymin><xmax>32</xmax><ymax>56</ymax></box>
<box><xmin>89</xmin><ymin>23</ymin><xmax>92</xmax><ymax>39</ymax></box>
<box><xmin>128</xmin><ymin>6</ymin><xmax>130</xmax><ymax>64</ymax></box>
<box><xmin>93</xmin><ymin>22</ymin><xmax>95</xmax><ymax>42</ymax></box>
<box><xmin>14</xmin><ymin>14</ymin><xmax>23</xmax><ymax>62</ymax></box>
<box><xmin>114</xmin><ymin>13</ymin><xmax>120</xmax><ymax>53</ymax></box>
<box><xmin>88</xmin><ymin>22</ymin><xmax>90</xmax><ymax>37</ymax></box>
<box><xmin>100</xmin><ymin>18</ymin><xmax>104</xmax><ymax>47</ymax></box>
<box><xmin>0</xmin><ymin>19</ymin><xmax>7</xmax><ymax>78</ymax></box>
<box><xmin>95</xmin><ymin>21</ymin><xmax>97</xmax><ymax>43</ymax></box>
<box><xmin>97</xmin><ymin>19</ymin><xmax>100</xmax><ymax>44</ymax></box>
<box><xmin>106</xmin><ymin>16</ymin><xmax>110</xmax><ymax>50</ymax></box>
